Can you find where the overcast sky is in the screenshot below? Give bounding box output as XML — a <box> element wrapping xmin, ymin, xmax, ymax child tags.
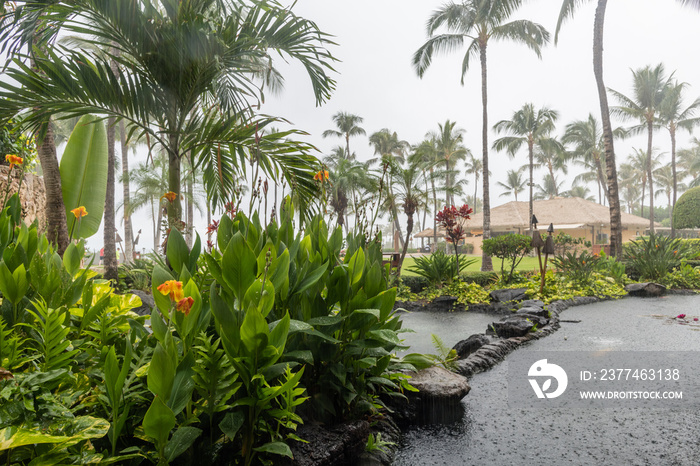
<box><xmin>33</xmin><ymin>0</ymin><xmax>700</xmax><ymax>252</ymax></box>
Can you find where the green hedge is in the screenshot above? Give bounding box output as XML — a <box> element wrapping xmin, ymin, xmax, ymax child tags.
<box><xmin>674</xmin><ymin>187</ymin><xmax>700</xmax><ymax>229</ymax></box>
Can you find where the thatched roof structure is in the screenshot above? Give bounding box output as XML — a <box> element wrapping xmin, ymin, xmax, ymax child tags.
<box><xmin>415</xmin><ymin>197</ymin><xmax>656</xmax><ymax>238</ymax></box>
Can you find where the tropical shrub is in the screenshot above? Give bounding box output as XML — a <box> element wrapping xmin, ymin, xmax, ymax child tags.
<box><xmin>680</xmin><ymin>238</ymin><xmax>700</xmax><ymax>259</ymax></box>
<box><xmin>673</xmin><ymin>186</ymin><xmax>700</xmax><ymax>229</ymax></box>
<box><xmin>553</xmin><ymin>232</ymin><xmax>591</xmax><ymax>256</ymax></box>
<box><xmin>623</xmin><ymin>234</ymin><xmax>690</xmax><ymax>281</ymax></box>
<box><xmin>435</xmin><ymin>241</ymin><xmax>474</xmax><ymax>254</ymax></box>
<box><xmin>482</xmin><ymin>234</ymin><xmax>533</xmax><ymax>284</ymax></box>
<box><xmin>551</xmin><ymin>250</ymin><xmax>601</xmax><ymax>284</ymax></box>
<box><xmin>408</xmin><ymin>250</ymin><xmax>475</xmax><ymax>287</ymax></box>
<box><xmin>660</xmin><ymin>263</ymin><xmax>700</xmax><ymax>289</ymax></box>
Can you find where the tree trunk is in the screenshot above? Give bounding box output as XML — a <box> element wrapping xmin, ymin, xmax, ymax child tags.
<box><xmin>102</xmin><ymin>56</ymin><xmax>119</xmax><ymax>281</ymax></box>
<box><xmin>474</xmin><ymin>174</ymin><xmax>478</xmax><ymax>213</ymax></box>
<box><xmin>104</xmin><ymin>115</ymin><xmax>118</xmax><ymax>280</ymax></box>
<box><xmin>646</xmin><ymin>119</ymin><xmax>655</xmax><ymax>234</ymax></box>
<box><xmin>120</xmin><ymin>120</ymin><xmax>133</xmax><ymax>263</ymax></box>
<box><xmin>431</xmin><ymin>168</ymin><xmax>438</xmax><ymax>250</ymax></box>
<box><xmin>593</xmin><ymin>0</ymin><xmax>623</xmax><ymax>258</ymax></box>
<box><xmin>186</xmin><ymin>157</ymin><xmax>194</xmax><ymax>247</ymax></box>
<box><xmin>528</xmin><ymin>138</ymin><xmax>534</xmax><ymax>234</ymax></box>
<box><xmin>397</xmin><ymin>213</ymin><xmax>413</xmax><ymax>277</ymax></box>
<box><xmin>167</xmin><ymin>134</ymin><xmax>182</xmax><ymax>227</ymax></box>
<box><xmin>670</xmin><ymin>124</ymin><xmax>677</xmax><ymax>238</ymax></box>
<box><xmin>31</xmin><ymin>38</ymin><xmax>69</xmax><ymax>255</ymax></box>
<box><xmin>479</xmin><ymin>40</ymin><xmax>493</xmax><ymax>271</ymax></box>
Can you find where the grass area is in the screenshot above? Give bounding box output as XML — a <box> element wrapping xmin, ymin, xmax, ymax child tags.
<box><xmin>401</xmin><ymin>254</ymin><xmax>543</xmax><ymax>276</ymax></box>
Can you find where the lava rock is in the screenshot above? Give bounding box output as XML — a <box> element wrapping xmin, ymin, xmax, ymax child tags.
<box><xmin>287</xmin><ymin>420</ymin><xmax>369</xmax><ymax>466</ymax></box>
<box><xmin>490</xmin><ymin>319</ymin><xmax>535</xmax><ymax>338</ymax></box>
<box><xmin>516</xmin><ymin>306</ymin><xmax>550</xmax><ymax>318</ymax></box>
<box><xmin>520</xmin><ymin>299</ymin><xmax>545</xmax><ymax>309</ymax></box>
<box><xmin>503</xmin><ymin>314</ymin><xmax>548</xmax><ymax>327</ymax></box>
<box><xmin>408</xmin><ymin>366</ymin><xmax>471</xmax><ymax>402</ymax></box>
<box><xmin>129</xmin><ymin>290</ymin><xmax>154</xmax><ymax>316</ymax></box>
<box><xmin>453</xmin><ymin>334</ymin><xmax>490</xmax><ymax>359</ymax></box>
<box><xmin>489</xmin><ymin>288</ymin><xmax>528</xmax><ymax>303</ymax></box>
<box><xmin>625</xmin><ymin>282</ymin><xmax>667</xmax><ymax>297</ymax></box>
<box><xmin>432</xmin><ymin>295</ymin><xmax>460</xmax><ymax>311</ymax></box>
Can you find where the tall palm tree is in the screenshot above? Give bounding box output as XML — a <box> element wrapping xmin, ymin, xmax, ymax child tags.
<box><xmin>413</xmin><ymin>0</ymin><xmax>549</xmax><ymax>271</ymax></box>
<box><xmin>533</xmin><ymin>136</ymin><xmax>568</xmax><ymax>188</ymax></box>
<box><xmin>610</xmin><ymin>63</ymin><xmax>672</xmax><ymax>234</ymax></box>
<box><xmin>410</xmin><ymin>137</ymin><xmax>444</xmax><ymax>249</ymax></box>
<box><xmin>369</xmin><ymin>129</ymin><xmax>410</xmax><ymax>247</ymax></box>
<box><xmin>556</xmin><ymin>0</ymin><xmax>624</xmax><ymax>257</ymax></box>
<box><xmin>622</xmin><ymin>148</ymin><xmax>661</xmax><ymax>218</ymax></box>
<box><xmin>391</xmin><ymin>160</ymin><xmax>426</xmax><ymax>276</ymax></box>
<box><xmin>493</xmin><ymin>103</ymin><xmax>558</xmax><ymax>232</ymax></box>
<box><xmin>322</xmin><ymin>112</ymin><xmax>366</xmax><ymax>159</ymax></box>
<box><xmin>534</xmin><ymin>174</ymin><xmax>565</xmax><ymax>200</ymax></box>
<box><xmin>323</xmin><ymin>146</ymin><xmax>365</xmax><ymax>229</ymax></box>
<box><xmin>618</xmin><ymin>162</ymin><xmax>641</xmax><ymax>214</ymax></box>
<box><xmin>658</xmin><ymin>80</ymin><xmax>700</xmax><ymax>236</ymax></box>
<box><xmin>678</xmin><ymin>140</ymin><xmax>700</xmax><ymax>188</ymax></box>
<box><xmin>0</xmin><ymin>0</ymin><xmax>336</xmax><ymax>227</ymax></box>
<box><xmin>566</xmin><ymin>184</ymin><xmax>595</xmax><ymax>202</ymax></box>
<box><xmin>563</xmin><ymin>114</ymin><xmax>607</xmax><ymax>205</ymax></box>
<box><xmin>465</xmin><ymin>153</ymin><xmax>483</xmax><ymax>214</ymax></box>
<box><xmin>429</xmin><ymin>120</ymin><xmax>469</xmax><ymax>206</ymax></box>
<box><xmin>497</xmin><ymin>169</ymin><xmax>526</xmax><ymax>201</ymax></box>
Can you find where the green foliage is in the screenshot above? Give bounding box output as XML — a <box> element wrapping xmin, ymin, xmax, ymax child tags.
<box><xmin>59</xmin><ymin>115</ymin><xmax>108</xmax><ymax>239</ymax></box>
<box><xmin>365</xmin><ymin>432</ymin><xmax>396</xmax><ymax>454</ymax></box>
<box><xmin>553</xmin><ymin>232</ymin><xmax>592</xmax><ymax>256</ymax></box>
<box><xmin>407</xmin><ymin>250</ymin><xmax>475</xmax><ymax>287</ymax></box>
<box><xmin>517</xmin><ymin>271</ymin><xmax>627</xmax><ymax>304</ymax></box>
<box><xmin>680</xmin><ymin>239</ymin><xmax>700</xmax><ymax>259</ymax></box>
<box><xmin>660</xmin><ymin>263</ymin><xmax>700</xmax><ymax>289</ymax></box>
<box><xmin>117</xmin><ymin>258</ymin><xmax>154</xmax><ymax>293</ymax></box>
<box><xmin>623</xmin><ymin>234</ymin><xmax>690</xmax><ymax>281</ymax></box>
<box><xmin>673</xmin><ymin>186</ymin><xmax>700</xmax><ymax>229</ymax></box>
<box><xmin>428</xmin><ymin>334</ymin><xmax>458</xmax><ymax>371</ymax></box>
<box><xmin>482</xmin><ymin>234</ymin><xmax>533</xmax><ymax>284</ymax></box>
<box><xmin>551</xmin><ymin>250</ymin><xmax>601</xmax><ymax>284</ymax></box>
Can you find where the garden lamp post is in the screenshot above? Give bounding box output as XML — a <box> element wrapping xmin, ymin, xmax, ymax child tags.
<box><xmin>540</xmin><ymin>223</ymin><xmax>555</xmax><ymax>294</ymax></box>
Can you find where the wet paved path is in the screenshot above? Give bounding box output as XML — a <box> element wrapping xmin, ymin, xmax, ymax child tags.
<box><xmin>394</xmin><ymin>295</ymin><xmax>700</xmax><ymax>465</ymax></box>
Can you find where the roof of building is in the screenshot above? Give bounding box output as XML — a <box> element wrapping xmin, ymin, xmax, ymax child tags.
<box><xmin>414</xmin><ymin>197</ymin><xmax>657</xmax><ymax>238</ymax></box>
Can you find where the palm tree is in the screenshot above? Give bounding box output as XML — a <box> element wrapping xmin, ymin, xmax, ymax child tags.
<box><xmin>464</xmin><ymin>153</ymin><xmax>483</xmax><ymax>213</ymax></box>
<box><xmin>654</xmin><ymin>165</ymin><xmax>679</xmax><ymax>213</ymax></box>
<box><xmin>410</xmin><ymin>137</ymin><xmax>444</xmax><ymax>249</ymax></box>
<box><xmin>391</xmin><ymin>161</ymin><xmax>426</xmax><ymax>276</ymax></box>
<box><xmin>0</xmin><ymin>1</ymin><xmax>336</xmax><ymax>228</ymax></box>
<box><xmin>534</xmin><ymin>174</ymin><xmax>565</xmax><ymax>200</ymax></box>
<box><xmin>323</xmin><ymin>147</ymin><xmax>365</xmax><ymax>229</ymax></box>
<box><xmin>556</xmin><ymin>0</ymin><xmax>624</xmax><ymax>257</ymax></box>
<box><xmin>413</xmin><ymin>0</ymin><xmax>549</xmax><ymax>271</ymax></box>
<box><xmin>658</xmin><ymin>80</ymin><xmax>700</xmax><ymax>236</ymax></box>
<box><xmin>497</xmin><ymin>169</ymin><xmax>526</xmax><ymax>201</ymax></box>
<box><xmin>610</xmin><ymin>63</ymin><xmax>672</xmax><ymax>234</ymax></box>
<box><xmin>533</xmin><ymin>136</ymin><xmax>568</xmax><ymax>187</ymax></box>
<box><xmin>622</xmin><ymin>148</ymin><xmax>662</xmax><ymax>218</ymax></box>
<box><xmin>322</xmin><ymin>112</ymin><xmax>366</xmax><ymax>158</ymax></box>
<box><xmin>429</xmin><ymin>120</ymin><xmax>469</xmax><ymax>206</ymax></box>
<box><xmin>566</xmin><ymin>184</ymin><xmax>595</xmax><ymax>202</ymax></box>
<box><xmin>678</xmin><ymin>140</ymin><xmax>700</xmax><ymax>188</ymax></box>
<box><xmin>369</xmin><ymin>129</ymin><xmax>410</xmax><ymax>247</ymax></box>
<box><xmin>618</xmin><ymin>163</ymin><xmax>641</xmax><ymax>214</ymax></box>
<box><xmin>563</xmin><ymin>114</ymin><xmax>608</xmax><ymax>205</ymax></box>
<box><xmin>493</xmin><ymin>103</ymin><xmax>558</xmax><ymax>232</ymax></box>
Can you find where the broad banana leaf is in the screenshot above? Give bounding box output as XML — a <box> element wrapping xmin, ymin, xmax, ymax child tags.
<box><xmin>59</xmin><ymin>114</ymin><xmax>108</xmax><ymax>239</ymax></box>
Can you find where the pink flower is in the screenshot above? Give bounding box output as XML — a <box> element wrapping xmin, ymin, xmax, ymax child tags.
<box><xmin>676</xmin><ymin>314</ymin><xmax>686</xmax><ymax>319</ymax></box>
<box><xmin>694</xmin><ymin>318</ymin><xmax>699</xmax><ymax>322</ymax></box>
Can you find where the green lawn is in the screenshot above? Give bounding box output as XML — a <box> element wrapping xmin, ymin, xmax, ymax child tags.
<box><xmin>400</xmin><ymin>254</ymin><xmax>543</xmax><ymax>276</ymax></box>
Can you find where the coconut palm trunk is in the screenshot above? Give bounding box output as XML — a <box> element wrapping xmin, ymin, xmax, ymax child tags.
<box><xmin>187</xmin><ymin>158</ymin><xmax>194</xmax><ymax>247</ymax></box>
<box><xmin>645</xmin><ymin>118</ymin><xmax>655</xmax><ymax>233</ymax></box>
<box><xmin>528</xmin><ymin>137</ymin><xmax>534</xmax><ymax>234</ymax></box>
<box><xmin>670</xmin><ymin>122</ymin><xmax>678</xmax><ymax>237</ymax></box>
<box><xmin>593</xmin><ymin>0</ymin><xmax>623</xmax><ymax>257</ymax></box>
<box><xmin>31</xmin><ymin>35</ymin><xmax>70</xmax><ymax>255</ymax></box>
<box><xmin>102</xmin><ymin>55</ymin><xmax>119</xmax><ymax>281</ymax></box>
<box><xmin>120</xmin><ymin>120</ymin><xmax>133</xmax><ymax>263</ymax></box>
<box><xmin>480</xmin><ymin>43</ymin><xmax>493</xmax><ymax>271</ymax></box>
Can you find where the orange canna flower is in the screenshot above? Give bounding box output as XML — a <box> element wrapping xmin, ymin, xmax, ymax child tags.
<box><xmin>176</xmin><ymin>296</ymin><xmax>195</xmax><ymax>316</ymax></box>
<box><xmin>157</xmin><ymin>280</ymin><xmax>184</xmax><ymax>302</ymax></box>
<box><xmin>313</xmin><ymin>171</ymin><xmax>323</xmax><ymax>181</ymax></box>
<box><xmin>5</xmin><ymin>154</ymin><xmax>23</xmax><ymax>168</ymax></box>
<box><xmin>71</xmin><ymin>206</ymin><xmax>88</xmax><ymax>218</ymax></box>
<box><xmin>160</xmin><ymin>191</ymin><xmax>178</xmax><ymax>203</ymax></box>
<box><xmin>323</xmin><ymin>170</ymin><xmax>329</xmax><ymax>179</ymax></box>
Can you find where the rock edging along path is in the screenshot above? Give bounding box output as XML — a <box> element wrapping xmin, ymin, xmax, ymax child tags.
<box><xmin>455</xmin><ymin>295</ymin><xmax>608</xmax><ymax>378</ymax></box>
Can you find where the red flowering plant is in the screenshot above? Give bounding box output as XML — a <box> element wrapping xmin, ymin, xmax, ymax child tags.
<box><xmin>435</xmin><ymin>204</ymin><xmax>473</xmax><ymax>273</ymax></box>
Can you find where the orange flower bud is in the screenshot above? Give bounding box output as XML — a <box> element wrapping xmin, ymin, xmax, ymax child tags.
<box><xmin>160</xmin><ymin>191</ymin><xmax>178</xmax><ymax>203</ymax></box>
